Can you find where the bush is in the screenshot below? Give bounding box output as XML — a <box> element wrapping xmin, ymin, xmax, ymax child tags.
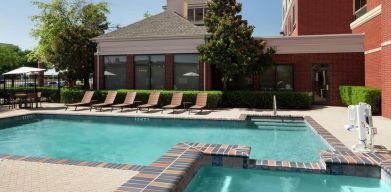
<box><xmin>223</xmin><ymin>91</ymin><xmax>313</xmax><ymax>109</ymax></box>
<box><xmin>339</xmin><ymin>86</ymin><xmax>381</xmax><ymax>114</ymax></box>
<box><xmin>0</xmin><ymin>87</ymin><xmax>61</xmax><ymax>102</ymax></box>
<box><xmin>61</xmin><ymin>89</ymin><xmax>223</xmax><ymax>109</ymax></box>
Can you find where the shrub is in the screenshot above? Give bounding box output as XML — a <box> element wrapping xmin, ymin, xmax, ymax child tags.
<box><xmin>0</xmin><ymin>87</ymin><xmax>61</xmax><ymax>102</ymax></box>
<box><xmin>223</xmin><ymin>91</ymin><xmax>313</xmax><ymax>109</ymax></box>
<box><xmin>61</xmin><ymin>89</ymin><xmax>223</xmax><ymax>109</ymax></box>
<box><xmin>339</xmin><ymin>86</ymin><xmax>381</xmax><ymax>114</ymax></box>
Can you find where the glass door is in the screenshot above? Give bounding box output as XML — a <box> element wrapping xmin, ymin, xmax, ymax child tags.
<box><xmin>312</xmin><ymin>64</ymin><xmax>329</xmax><ymax>104</ymax></box>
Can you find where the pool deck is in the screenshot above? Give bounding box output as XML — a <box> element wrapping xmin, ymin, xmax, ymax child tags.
<box><xmin>1</xmin><ymin>103</ymin><xmax>391</xmax><ymax>191</ymax></box>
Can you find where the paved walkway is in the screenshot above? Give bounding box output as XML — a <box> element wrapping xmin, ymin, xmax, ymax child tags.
<box><xmin>0</xmin><ymin>159</ymin><xmax>138</xmax><ymax>192</ymax></box>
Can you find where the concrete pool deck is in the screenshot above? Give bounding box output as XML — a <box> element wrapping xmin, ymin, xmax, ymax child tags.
<box><xmin>1</xmin><ymin>103</ymin><xmax>390</xmax><ymax>150</ymax></box>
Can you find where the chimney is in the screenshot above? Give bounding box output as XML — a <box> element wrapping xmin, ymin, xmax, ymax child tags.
<box><xmin>166</xmin><ymin>0</ymin><xmax>188</xmax><ymax>18</ymax></box>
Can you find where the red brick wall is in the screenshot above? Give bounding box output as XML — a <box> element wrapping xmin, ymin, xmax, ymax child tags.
<box><xmin>272</xmin><ymin>53</ymin><xmax>365</xmax><ymax>105</ymax></box>
<box><xmin>127</xmin><ymin>55</ymin><xmax>134</xmax><ymax>89</ymax></box>
<box><xmin>367</xmin><ymin>0</ymin><xmax>383</xmax><ymax>10</ymax></box>
<box><xmin>364</xmin><ymin>52</ymin><xmax>382</xmax><ymax>88</ymax></box>
<box><xmin>165</xmin><ymin>54</ymin><xmax>174</xmax><ymax>90</ymax></box>
<box><xmin>296</xmin><ymin>0</ymin><xmax>353</xmax><ymax>35</ymax></box>
<box><xmin>353</xmin><ymin>17</ymin><xmax>382</xmax><ymax>50</ymax></box>
<box><xmin>93</xmin><ymin>55</ymin><xmax>105</xmax><ymax>89</ymax></box>
<box><xmin>199</xmin><ymin>62</ymin><xmax>212</xmax><ymax>90</ymax></box>
<box><xmin>382</xmin><ymin>0</ymin><xmax>391</xmax><ymax>117</ymax></box>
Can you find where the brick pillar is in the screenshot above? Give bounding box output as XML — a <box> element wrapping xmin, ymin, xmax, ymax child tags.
<box><xmin>38</xmin><ymin>61</ymin><xmax>45</xmax><ymax>86</ymax></box>
<box><xmin>382</xmin><ymin>0</ymin><xmax>391</xmax><ymax>118</ymax></box>
<box><xmin>253</xmin><ymin>75</ymin><xmax>261</xmax><ymax>90</ymax></box>
<box><xmin>165</xmin><ymin>54</ymin><xmax>174</xmax><ymax>90</ymax></box>
<box><xmin>98</xmin><ymin>55</ymin><xmax>105</xmax><ymax>90</ymax></box>
<box><xmin>127</xmin><ymin>55</ymin><xmax>134</xmax><ymax>89</ymax></box>
<box><xmin>93</xmin><ymin>56</ymin><xmax>97</xmax><ymax>89</ymax></box>
<box><xmin>199</xmin><ymin>62</ymin><xmax>212</xmax><ymax>91</ymax></box>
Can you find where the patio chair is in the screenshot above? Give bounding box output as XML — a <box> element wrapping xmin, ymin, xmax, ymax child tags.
<box><xmin>26</xmin><ymin>93</ymin><xmax>37</xmax><ymax>108</ymax></box>
<box><xmin>111</xmin><ymin>92</ymin><xmax>137</xmax><ymax>112</ymax></box>
<box><xmin>137</xmin><ymin>92</ymin><xmax>160</xmax><ymax>113</ymax></box>
<box><xmin>189</xmin><ymin>92</ymin><xmax>208</xmax><ymax>114</ymax></box>
<box><xmin>65</xmin><ymin>91</ymin><xmax>94</xmax><ymax>111</ymax></box>
<box><xmin>90</xmin><ymin>91</ymin><xmax>117</xmax><ymax>112</ymax></box>
<box><xmin>161</xmin><ymin>92</ymin><xmax>183</xmax><ymax>113</ymax></box>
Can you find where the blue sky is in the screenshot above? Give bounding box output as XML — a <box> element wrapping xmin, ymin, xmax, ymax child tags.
<box><xmin>0</xmin><ymin>0</ymin><xmax>282</xmax><ymax>50</ymax></box>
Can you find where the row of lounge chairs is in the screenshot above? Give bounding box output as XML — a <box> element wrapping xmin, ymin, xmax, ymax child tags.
<box><xmin>65</xmin><ymin>91</ymin><xmax>208</xmax><ymax>114</ymax></box>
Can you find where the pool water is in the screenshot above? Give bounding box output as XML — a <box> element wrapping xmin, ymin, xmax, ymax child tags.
<box><xmin>0</xmin><ymin>115</ymin><xmax>328</xmax><ymax>165</ymax></box>
<box><xmin>185</xmin><ymin>166</ymin><xmax>391</xmax><ymax>192</ymax></box>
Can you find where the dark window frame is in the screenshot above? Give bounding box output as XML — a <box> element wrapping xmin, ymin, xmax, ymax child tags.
<box><xmin>260</xmin><ymin>64</ymin><xmax>295</xmax><ymax>91</ymax></box>
<box><xmin>173</xmin><ymin>53</ymin><xmax>200</xmax><ymax>90</ymax></box>
<box><xmin>103</xmin><ymin>55</ymin><xmax>128</xmax><ymax>90</ymax></box>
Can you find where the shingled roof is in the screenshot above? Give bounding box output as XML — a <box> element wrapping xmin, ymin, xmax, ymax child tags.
<box><xmin>188</xmin><ymin>0</ymin><xmax>208</xmax><ymax>5</ymax></box>
<box><xmin>93</xmin><ymin>11</ymin><xmax>207</xmax><ymax>41</ymax></box>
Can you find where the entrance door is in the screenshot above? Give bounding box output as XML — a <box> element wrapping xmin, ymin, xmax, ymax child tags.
<box><xmin>312</xmin><ymin>64</ymin><xmax>329</xmax><ymax>104</ymax></box>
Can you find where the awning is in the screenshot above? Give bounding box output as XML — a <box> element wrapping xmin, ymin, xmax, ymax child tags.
<box><xmin>3</xmin><ymin>67</ymin><xmax>45</xmax><ymax>75</ymax></box>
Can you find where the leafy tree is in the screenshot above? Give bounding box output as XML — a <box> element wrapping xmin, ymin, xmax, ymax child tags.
<box><xmin>198</xmin><ymin>0</ymin><xmax>275</xmax><ymax>90</ymax></box>
<box><xmin>0</xmin><ymin>44</ymin><xmax>37</xmax><ymax>74</ymax></box>
<box><xmin>144</xmin><ymin>11</ymin><xmax>152</xmax><ymax>18</ymax></box>
<box><xmin>31</xmin><ymin>0</ymin><xmax>109</xmax><ymax>89</ymax></box>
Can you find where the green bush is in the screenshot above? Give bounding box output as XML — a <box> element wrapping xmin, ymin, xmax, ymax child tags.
<box><xmin>339</xmin><ymin>86</ymin><xmax>381</xmax><ymax>114</ymax></box>
<box><xmin>223</xmin><ymin>91</ymin><xmax>313</xmax><ymax>109</ymax></box>
<box><xmin>0</xmin><ymin>87</ymin><xmax>61</xmax><ymax>102</ymax></box>
<box><xmin>61</xmin><ymin>89</ymin><xmax>223</xmax><ymax>109</ymax></box>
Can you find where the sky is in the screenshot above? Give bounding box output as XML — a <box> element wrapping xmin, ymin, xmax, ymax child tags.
<box><xmin>0</xmin><ymin>0</ymin><xmax>282</xmax><ymax>50</ymax></box>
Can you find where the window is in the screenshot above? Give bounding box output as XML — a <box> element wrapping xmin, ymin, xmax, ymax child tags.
<box><xmin>261</xmin><ymin>65</ymin><xmax>294</xmax><ymax>91</ymax></box>
<box><xmin>135</xmin><ymin>55</ymin><xmax>165</xmax><ymax>90</ymax></box>
<box><xmin>174</xmin><ymin>54</ymin><xmax>200</xmax><ymax>90</ymax></box>
<box><xmin>188</xmin><ymin>8</ymin><xmax>194</xmax><ymax>22</ymax></box>
<box><xmin>292</xmin><ymin>4</ymin><xmax>296</xmax><ymax>27</ymax></box>
<box><xmin>228</xmin><ymin>75</ymin><xmax>253</xmax><ymax>90</ymax></box>
<box><xmin>354</xmin><ymin>0</ymin><xmax>367</xmax><ymax>20</ymax></box>
<box><xmin>195</xmin><ymin>8</ymin><xmax>204</xmax><ymax>22</ymax></box>
<box><xmin>104</xmin><ymin>56</ymin><xmax>127</xmax><ymax>89</ymax></box>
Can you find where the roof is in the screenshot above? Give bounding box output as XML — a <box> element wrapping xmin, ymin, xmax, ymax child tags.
<box><xmin>93</xmin><ymin>11</ymin><xmax>207</xmax><ymax>41</ymax></box>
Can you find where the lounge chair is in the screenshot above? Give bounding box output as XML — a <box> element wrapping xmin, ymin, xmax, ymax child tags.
<box><xmin>65</xmin><ymin>91</ymin><xmax>94</xmax><ymax>111</ymax></box>
<box><xmin>189</xmin><ymin>92</ymin><xmax>208</xmax><ymax>114</ymax></box>
<box><xmin>161</xmin><ymin>92</ymin><xmax>183</xmax><ymax>113</ymax></box>
<box><xmin>137</xmin><ymin>92</ymin><xmax>160</xmax><ymax>113</ymax></box>
<box><xmin>90</xmin><ymin>91</ymin><xmax>117</xmax><ymax>111</ymax></box>
<box><xmin>111</xmin><ymin>92</ymin><xmax>137</xmax><ymax>112</ymax></box>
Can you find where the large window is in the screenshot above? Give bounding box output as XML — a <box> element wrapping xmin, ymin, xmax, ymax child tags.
<box><xmin>174</xmin><ymin>54</ymin><xmax>200</xmax><ymax>90</ymax></box>
<box><xmin>187</xmin><ymin>8</ymin><xmax>207</xmax><ymax>23</ymax></box>
<box><xmin>135</xmin><ymin>55</ymin><xmax>165</xmax><ymax>90</ymax></box>
<box><xmin>261</xmin><ymin>65</ymin><xmax>294</xmax><ymax>91</ymax></box>
<box><xmin>355</xmin><ymin>0</ymin><xmax>367</xmax><ymax>20</ymax></box>
<box><xmin>104</xmin><ymin>56</ymin><xmax>127</xmax><ymax>89</ymax></box>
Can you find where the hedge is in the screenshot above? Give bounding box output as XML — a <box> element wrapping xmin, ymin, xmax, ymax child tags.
<box><xmin>61</xmin><ymin>89</ymin><xmax>223</xmax><ymax>109</ymax></box>
<box><xmin>0</xmin><ymin>87</ymin><xmax>61</xmax><ymax>102</ymax></box>
<box><xmin>339</xmin><ymin>86</ymin><xmax>381</xmax><ymax>114</ymax></box>
<box><xmin>223</xmin><ymin>91</ymin><xmax>313</xmax><ymax>109</ymax></box>
<box><xmin>61</xmin><ymin>89</ymin><xmax>313</xmax><ymax>109</ymax></box>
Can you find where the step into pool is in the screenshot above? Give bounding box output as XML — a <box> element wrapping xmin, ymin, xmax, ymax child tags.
<box><xmin>0</xmin><ymin>115</ymin><xmax>329</xmax><ymax>165</ymax></box>
<box><xmin>185</xmin><ymin>166</ymin><xmax>391</xmax><ymax>192</ymax></box>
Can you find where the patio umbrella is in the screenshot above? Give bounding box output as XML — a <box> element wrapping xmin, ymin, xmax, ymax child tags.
<box><xmin>3</xmin><ymin>67</ymin><xmax>45</xmax><ymax>75</ymax></box>
<box><xmin>44</xmin><ymin>69</ymin><xmax>59</xmax><ymax>76</ymax></box>
<box><xmin>104</xmin><ymin>71</ymin><xmax>117</xmax><ymax>76</ymax></box>
<box><xmin>183</xmin><ymin>72</ymin><xmax>199</xmax><ymax>77</ymax></box>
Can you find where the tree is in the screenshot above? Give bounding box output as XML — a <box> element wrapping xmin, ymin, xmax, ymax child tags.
<box><xmin>144</xmin><ymin>11</ymin><xmax>152</xmax><ymax>18</ymax></box>
<box><xmin>0</xmin><ymin>44</ymin><xmax>37</xmax><ymax>74</ymax></box>
<box><xmin>31</xmin><ymin>0</ymin><xmax>109</xmax><ymax>89</ymax></box>
<box><xmin>198</xmin><ymin>0</ymin><xmax>275</xmax><ymax>90</ymax></box>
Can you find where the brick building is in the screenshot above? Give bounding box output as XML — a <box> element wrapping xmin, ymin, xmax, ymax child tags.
<box><xmin>93</xmin><ymin>0</ymin><xmax>367</xmax><ymax>107</ymax></box>
<box><xmin>349</xmin><ymin>0</ymin><xmax>391</xmax><ymax>118</ymax></box>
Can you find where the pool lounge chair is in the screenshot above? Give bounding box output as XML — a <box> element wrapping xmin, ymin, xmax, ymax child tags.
<box><xmin>161</xmin><ymin>92</ymin><xmax>183</xmax><ymax>113</ymax></box>
<box><xmin>65</xmin><ymin>91</ymin><xmax>94</xmax><ymax>111</ymax></box>
<box><xmin>189</xmin><ymin>92</ymin><xmax>208</xmax><ymax>114</ymax></box>
<box><xmin>111</xmin><ymin>92</ymin><xmax>137</xmax><ymax>112</ymax></box>
<box><xmin>137</xmin><ymin>92</ymin><xmax>160</xmax><ymax>113</ymax></box>
<box><xmin>90</xmin><ymin>91</ymin><xmax>117</xmax><ymax>112</ymax></box>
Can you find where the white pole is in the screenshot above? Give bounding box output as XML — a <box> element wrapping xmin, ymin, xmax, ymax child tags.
<box><xmin>273</xmin><ymin>95</ymin><xmax>277</xmax><ymax>116</ymax></box>
<box><xmin>96</xmin><ymin>46</ymin><xmax>100</xmax><ymax>90</ymax></box>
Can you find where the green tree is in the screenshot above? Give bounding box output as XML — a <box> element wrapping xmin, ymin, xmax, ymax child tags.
<box><xmin>144</xmin><ymin>11</ymin><xmax>152</xmax><ymax>18</ymax></box>
<box><xmin>0</xmin><ymin>44</ymin><xmax>37</xmax><ymax>74</ymax></box>
<box><xmin>198</xmin><ymin>0</ymin><xmax>275</xmax><ymax>90</ymax></box>
<box><xmin>31</xmin><ymin>0</ymin><xmax>109</xmax><ymax>89</ymax></box>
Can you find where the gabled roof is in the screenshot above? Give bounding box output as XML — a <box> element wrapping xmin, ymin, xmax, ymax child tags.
<box><xmin>93</xmin><ymin>11</ymin><xmax>207</xmax><ymax>41</ymax></box>
<box><xmin>189</xmin><ymin>0</ymin><xmax>208</xmax><ymax>5</ymax></box>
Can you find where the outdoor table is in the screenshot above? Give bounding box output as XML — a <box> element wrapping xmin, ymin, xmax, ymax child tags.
<box><xmin>183</xmin><ymin>101</ymin><xmax>193</xmax><ymax>111</ymax></box>
<box><xmin>14</xmin><ymin>93</ymin><xmax>28</xmax><ymax>108</ymax></box>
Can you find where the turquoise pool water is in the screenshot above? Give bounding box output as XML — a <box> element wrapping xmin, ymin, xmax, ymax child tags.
<box><xmin>0</xmin><ymin>115</ymin><xmax>329</xmax><ymax>165</ymax></box>
<box><xmin>185</xmin><ymin>166</ymin><xmax>391</xmax><ymax>192</ymax></box>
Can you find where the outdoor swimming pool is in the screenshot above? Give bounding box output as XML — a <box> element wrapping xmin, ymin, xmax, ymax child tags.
<box><xmin>185</xmin><ymin>166</ymin><xmax>391</xmax><ymax>192</ymax></box>
<box><xmin>0</xmin><ymin>115</ymin><xmax>329</xmax><ymax>165</ymax></box>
